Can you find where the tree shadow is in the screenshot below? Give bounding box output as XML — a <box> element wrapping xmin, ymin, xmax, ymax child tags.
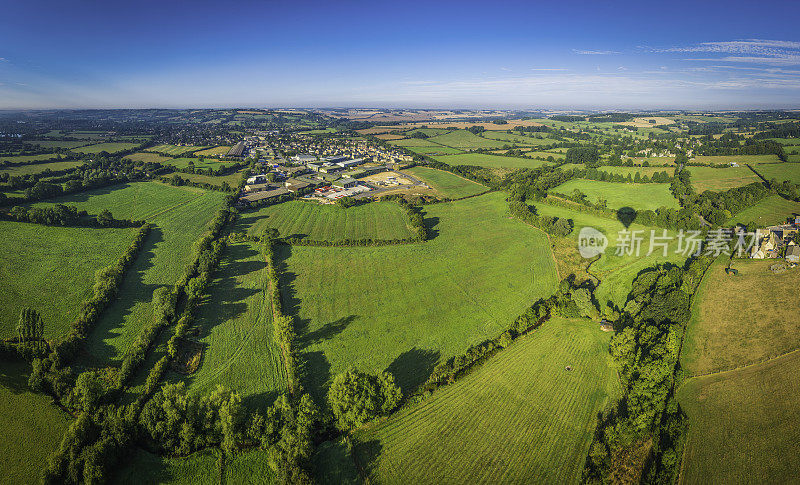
<box><xmin>423</xmin><ymin>215</ymin><xmax>440</xmax><ymax>240</ymax></box>
<box><xmin>43</xmin><ymin>182</ymin><xmax>132</xmax><ymax>205</ymax></box>
<box><xmin>351</xmin><ymin>439</ymin><xmax>384</xmax><ymax>479</ymax></box>
<box><xmin>386</xmin><ymin>347</ymin><xmax>441</xmax><ymax>396</ymax></box>
<box><xmin>0</xmin><ymin>361</ymin><xmax>31</xmax><ymax>394</ymax></box>
<box><xmin>241</xmin><ymin>389</ymin><xmax>282</xmax><ymax>415</ymax></box>
<box><xmin>299</xmin><ymin>315</ymin><xmax>357</xmax><ymax>348</ymax></box>
<box><xmin>299</xmin><ymin>350</ymin><xmax>332</xmax><ymax>403</ymax></box>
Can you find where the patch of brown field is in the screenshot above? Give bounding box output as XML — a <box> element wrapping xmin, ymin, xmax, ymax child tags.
<box><xmin>171</xmin><ymin>338</ymin><xmax>204</xmax><ymax>374</ymax></box>
<box><xmin>550</xmin><ymin>236</ymin><xmax>597</xmax><ymax>286</ymax></box>
<box><xmin>608</xmin><ymin>439</ymin><xmax>653</xmax><ymax>485</ymax></box>
<box><xmin>618</xmin><ymin>117</ymin><xmax>674</xmax><ymax>128</ymax></box>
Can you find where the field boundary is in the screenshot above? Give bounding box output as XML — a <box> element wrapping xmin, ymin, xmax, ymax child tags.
<box><xmin>682</xmin><ymin>346</ymin><xmax>800</xmax><ymax>383</ymax></box>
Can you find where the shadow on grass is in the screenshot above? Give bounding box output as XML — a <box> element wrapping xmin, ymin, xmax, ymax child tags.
<box><xmin>299</xmin><ymin>350</ymin><xmax>332</xmax><ymax>403</ymax></box>
<box><xmin>300</xmin><ymin>315</ymin><xmax>357</xmax><ymax>348</ymax></box>
<box><xmin>423</xmin><ymin>214</ymin><xmax>440</xmax><ymax>240</ymax></box>
<box><xmin>350</xmin><ymin>438</ymin><xmax>384</xmax><ymax>480</ymax></box>
<box><xmin>0</xmin><ymin>361</ymin><xmax>31</xmax><ymax>394</ymax></box>
<box><xmin>386</xmin><ymin>347</ymin><xmax>441</xmax><ymax>396</ymax></box>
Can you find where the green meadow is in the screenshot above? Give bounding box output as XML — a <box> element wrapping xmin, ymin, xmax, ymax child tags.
<box><xmin>403</xmin><ymin>166</ymin><xmax>487</xmax><ymax>199</ymax></box>
<box><xmin>0</xmin><ymin>160</ymin><xmax>85</xmax><ymax>176</ymax></box>
<box><xmin>552</xmin><ymin>179</ymin><xmax>680</xmax><ymax>211</ymax></box>
<box><xmin>427</xmin><ymin>130</ymin><xmax>508</xmax><ymax>149</ymax></box>
<box><xmin>432</xmin><ymin>153</ymin><xmax>550</xmax><ymax>169</ymax></box>
<box><xmin>727</xmin><ymin>194</ymin><xmax>800</xmax><ymax>226</ymax></box>
<box><xmin>146</xmin><ymin>144</ymin><xmax>209</xmax><ymax>155</ymax></box>
<box><xmin>72</xmin><ymin>142</ymin><xmax>142</xmax><ymax>154</ymax></box>
<box><xmin>751</xmin><ymin>162</ymin><xmax>800</xmax><ymax>184</ymax></box>
<box><xmin>686</xmin><ymin>166</ymin><xmax>762</xmax><ymax>192</ymax></box>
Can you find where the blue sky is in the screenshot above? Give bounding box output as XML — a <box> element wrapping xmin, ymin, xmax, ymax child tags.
<box><xmin>2</xmin><ymin>0</ymin><xmax>800</xmax><ymax>109</ymax></box>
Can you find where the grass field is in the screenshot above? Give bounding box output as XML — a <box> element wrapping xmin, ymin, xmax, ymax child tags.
<box><xmin>278</xmin><ymin>192</ymin><xmax>558</xmax><ymax>400</ymax></box>
<box><xmin>598</xmin><ymin>165</ymin><xmax>676</xmax><ymax>178</ymax></box>
<box><xmin>432</xmin><ymin>153</ymin><xmax>549</xmax><ymax>169</ymax></box>
<box><xmin>71</xmin><ymin>142</ymin><xmax>142</xmax><ymax>154</ymax></box>
<box><xmin>427</xmin><ymin>130</ymin><xmax>508</xmax><ymax>149</ymax></box>
<box><xmin>0</xmin><ymin>153</ymin><xmax>60</xmax><ymax>164</ymax></box>
<box><xmin>480</xmin><ymin>131</ymin><xmax>554</xmax><ymax>145</ymax></box>
<box><xmin>402</xmin><ymin>145</ymin><xmax>464</xmax><ymax>156</ymax></box>
<box><xmin>750</xmin><ymin>162</ymin><xmax>800</xmax><ymax>184</ymax></box>
<box><xmin>552</xmin><ymin>179</ymin><xmax>680</xmax><ymax>210</ymax></box>
<box><xmin>174</xmin><ymin>171</ymin><xmax>242</xmax><ymax>187</ymax></box>
<box><xmin>146</xmin><ymin>144</ymin><xmax>208</xmax><ymax>155</ymax></box>
<box><xmin>727</xmin><ymin>194</ymin><xmax>800</xmax><ymax>226</ymax></box>
<box><xmin>193</xmin><ymin>146</ymin><xmax>232</xmax><ymax>157</ymax></box>
<box><xmin>402</xmin><ymin>166</ymin><xmax>487</xmax><ymax>199</ymax></box>
<box><xmin>180</xmin><ymin>241</ymin><xmax>287</xmax><ymax>407</ymax></box>
<box><xmin>686</xmin><ymin>166</ymin><xmax>762</xmax><ymax>192</ymax></box>
<box><xmin>0</xmin><ymin>221</ymin><xmax>137</xmax><ymax>338</ymax></box>
<box><xmin>677</xmin><ymin>350</ymin><xmax>800</xmax><ymax>484</ymax></box>
<box><xmin>0</xmin><ymin>160</ymin><xmax>84</xmax><ymax>176</ymax></box>
<box><xmin>37</xmin><ymin>183</ymin><xmax>230</xmax><ymax>364</ymax></box>
<box><xmin>164</xmin><ymin>157</ymin><xmax>236</xmax><ymax>170</ymax></box>
<box><xmin>116</xmin><ymin>448</ymin><xmax>221</xmax><ymax>485</ymax></box>
<box><xmin>352</xmin><ymin>318</ymin><xmax>619</xmax><ymax>484</ymax></box>
<box><xmin>0</xmin><ymin>361</ymin><xmax>72</xmax><ymax>485</ymax></box>
<box><xmin>124</xmin><ymin>151</ymin><xmax>173</xmax><ymax>164</ymax></box>
<box><xmin>240</xmin><ymin>200</ymin><xmax>413</xmax><ymax>241</ymax></box>
<box><xmin>24</xmin><ymin>140</ymin><xmax>92</xmax><ymax>149</ymax></box>
<box><xmin>681</xmin><ymin>259</ymin><xmax>800</xmax><ymax>376</ymax></box>
<box><xmin>691</xmin><ymin>154</ymin><xmax>782</xmax><ymax>165</ymax></box>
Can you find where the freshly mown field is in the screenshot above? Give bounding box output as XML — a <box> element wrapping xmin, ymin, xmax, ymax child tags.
<box><xmin>193</xmin><ymin>146</ymin><xmax>232</xmax><ymax>157</ymax></box>
<box><xmin>43</xmin><ymin>184</ymin><xmax>229</xmax><ymax>364</ymax></box>
<box><xmin>278</xmin><ymin>192</ymin><xmax>559</xmax><ymax>400</ymax></box>
<box><xmin>0</xmin><ymin>361</ymin><xmax>72</xmax><ymax>485</ymax></box>
<box><xmin>403</xmin><ymin>166</ymin><xmax>487</xmax><ymax>199</ymax></box>
<box><xmin>750</xmin><ymin>162</ymin><xmax>800</xmax><ymax>184</ymax></box>
<box><xmin>677</xmin><ymin>351</ymin><xmax>800</xmax><ymax>484</ymax></box>
<box><xmin>164</xmin><ymin>157</ymin><xmax>236</xmax><ymax>170</ymax></box>
<box><xmin>0</xmin><ymin>159</ymin><xmax>84</xmax><ymax>176</ymax></box>
<box><xmin>71</xmin><ymin>142</ymin><xmax>142</xmax><ymax>154</ymax></box>
<box><xmin>534</xmin><ymin>201</ymin><xmax>687</xmax><ymax>309</ymax></box>
<box><xmin>240</xmin><ymin>200</ymin><xmax>413</xmax><ymax>241</ymax></box>
<box><xmin>681</xmin><ymin>259</ymin><xmax>800</xmax><ymax>376</ymax></box>
<box><xmin>352</xmin><ymin>318</ymin><xmax>619</xmax><ymax>484</ymax></box>
<box><xmin>182</xmin><ymin>241</ymin><xmax>287</xmax><ymax>407</ymax></box>
<box><xmin>727</xmin><ymin>194</ymin><xmax>800</xmax><ymax>226</ymax></box>
<box><xmin>124</xmin><ymin>151</ymin><xmax>173</xmax><ymax>164</ymax></box>
<box><xmin>0</xmin><ymin>153</ymin><xmax>60</xmax><ymax>163</ymax></box>
<box><xmin>146</xmin><ymin>144</ymin><xmax>208</xmax><ymax>155</ymax></box>
<box><xmin>691</xmin><ymin>154</ymin><xmax>782</xmax><ymax>165</ymax></box>
<box><xmin>0</xmin><ymin>221</ymin><xmax>137</xmax><ymax>338</ymax></box>
<box><xmin>552</xmin><ymin>179</ymin><xmax>680</xmax><ymax>210</ymax></box>
<box><xmin>686</xmin><ymin>166</ymin><xmax>762</xmax><ymax>192</ymax></box>
<box><xmin>427</xmin><ymin>130</ymin><xmax>508</xmax><ymax>149</ymax></box>
<box><xmin>432</xmin><ymin>153</ymin><xmax>549</xmax><ymax>169</ymax></box>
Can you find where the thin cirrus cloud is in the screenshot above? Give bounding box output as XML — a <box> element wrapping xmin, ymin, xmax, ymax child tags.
<box><xmin>653</xmin><ymin>39</ymin><xmax>800</xmax><ymax>66</ymax></box>
<box><xmin>572</xmin><ymin>49</ymin><xmax>620</xmax><ymax>55</ymax></box>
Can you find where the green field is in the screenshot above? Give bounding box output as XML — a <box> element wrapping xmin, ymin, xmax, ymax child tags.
<box><xmin>681</xmin><ymin>259</ymin><xmax>800</xmax><ymax>376</ymax></box>
<box><xmin>0</xmin><ymin>221</ymin><xmax>137</xmax><ymax>338</ymax></box>
<box><xmin>353</xmin><ymin>318</ymin><xmax>619</xmax><ymax>484</ymax></box>
<box><xmin>432</xmin><ymin>153</ymin><xmax>549</xmax><ymax>169</ymax></box>
<box><xmin>72</xmin><ymin>142</ymin><xmax>142</xmax><ymax>154</ymax></box>
<box><xmin>403</xmin><ymin>166</ymin><xmax>487</xmax><ymax>199</ymax></box>
<box><xmin>146</xmin><ymin>144</ymin><xmax>209</xmax><ymax>156</ymax></box>
<box><xmin>524</xmin><ymin>150</ymin><xmax>566</xmax><ymax>160</ymax></box>
<box><xmin>37</xmin><ymin>183</ymin><xmax>230</xmax><ymax>364</ymax></box>
<box><xmin>116</xmin><ymin>448</ymin><xmax>221</xmax><ymax>485</ymax></box>
<box><xmin>751</xmin><ymin>162</ymin><xmax>800</xmax><ymax>184</ymax></box>
<box><xmin>677</xmin><ymin>351</ymin><xmax>800</xmax><ymax>484</ymax></box>
<box><xmin>0</xmin><ymin>160</ymin><xmax>85</xmax><ymax>176</ymax></box>
<box><xmin>480</xmin><ymin>131</ymin><xmax>554</xmax><ymax>145</ymax></box>
<box><xmin>24</xmin><ymin>140</ymin><xmax>92</xmax><ymax>149</ymax></box>
<box><xmin>0</xmin><ymin>361</ymin><xmax>72</xmax><ymax>485</ymax></box>
<box><xmin>182</xmin><ymin>241</ymin><xmax>287</xmax><ymax>406</ymax></box>
<box><xmin>0</xmin><ymin>153</ymin><xmax>60</xmax><ymax>164</ymax></box>
<box><xmin>193</xmin><ymin>146</ymin><xmax>232</xmax><ymax>157</ymax></box>
<box><xmin>598</xmin><ymin>165</ymin><xmax>675</xmax><ymax>178</ymax></box>
<box><xmin>686</xmin><ymin>166</ymin><xmax>762</xmax><ymax>192</ymax></box>
<box><xmin>278</xmin><ymin>192</ymin><xmax>558</xmax><ymax>399</ymax></box>
<box><xmin>175</xmin><ymin>170</ymin><xmax>243</xmax><ymax>187</ymax></box>
<box><xmin>691</xmin><ymin>154</ymin><xmax>782</xmax><ymax>165</ymax></box>
<box><xmin>402</xmin><ymin>145</ymin><xmax>464</xmax><ymax>156</ymax></box>
<box><xmin>124</xmin><ymin>151</ymin><xmax>174</xmax><ymax>164</ymax></box>
<box><xmin>727</xmin><ymin>194</ymin><xmax>800</xmax><ymax>226</ymax></box>
<box><xmin>427</xmin><ymin>130</ymin><xmax>508</xmax><ymax>149</ymax></box>
<box><xmin>240</xmin><ymin>200</ymin><xmax>413</xmax><ymax>241</ymax></box>
<box><xmin>164</xmin><ymin>157</ymin><xmax>236</xmax><ymax>170</ymax></box>
<box><xmin>552</xmin><ymin>179</ymin><xmax>680</xmax><ymax>210</ymax></box>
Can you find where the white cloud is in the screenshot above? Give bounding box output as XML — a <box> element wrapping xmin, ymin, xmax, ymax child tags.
<box><xmin>573</xmin><ymin>49</ymin><xmax>620</xmax><ymax>55</ymax></box>
<box><xmin>531</xmin><ymin>68</ymin><xmax>567</xmax><ymax>71</ymax></box>
<box><xmin>654</xmin><ymin>39</ymin><xmax>800</xmax><ymax>65</ymax></box>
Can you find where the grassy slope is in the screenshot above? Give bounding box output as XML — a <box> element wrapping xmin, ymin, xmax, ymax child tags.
<box><xmin>353</xmin><ymin>318</ymin><xmax>619</xmax><ymax>484</ymax></box>
<box><xmin>240</xmin><ymin>200</ymin><xmax>413</xmax><ymax>241</ymax></box>
<box><xmin>402</xmin><ymin>166</ymin><xmax>487</xmax><ymax>199</ymax></box>
<box><xmin>677</xmin><ymin>351</ymin><xmax>800</xmax><ymax>484</ymax></box>
<box><xmin>727</xmin><ymin>194</ymin><xmax>800</xmax><ymax>226</ymax></box>
<box><xmin>279</xmin><ymin>192</ymin><xmax>558</xmax><ymax>399</ymax></box>
<box><xmin>432</xmin><ymin>153</ymin><xmax>549</xmax><ymax>169</ymax></box>
<box><xmin>0</xmin><ymin>361</ymin><xmax>72</xmax><ymax>485</ymax></box>
<box><xmin>80</xmin><ymin>186</ymin><xmax>227</xmax><ymax>364</ymax></box>
<box><xmin>686</xmin><ymin>166</ymin><xmax>762</xmax><ymax>192</ymax></box>
<box><xmin>681</xmin><ymin>259</ymin><xmax>800</xmax><ymax>376</ymax></box>
<box><xmin>552</xmin><ymin>179</ymin><xmax>680</xmax><ymax>210</ymax></box>
<box><xmin>0</xmin><ymin>222</ymin><xmax>136</xmax><ymax>338</ymax></box>
<box><xmin>181</xmin><ymin>241</ymin><xmax>287</xmax><ymax>408</ymax></box>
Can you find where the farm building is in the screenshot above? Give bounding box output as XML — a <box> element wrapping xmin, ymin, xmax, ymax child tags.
<box><xmin>333</xmin><ymin>177</ymin><xmax>358</xmax><ymax>189</ymax></box>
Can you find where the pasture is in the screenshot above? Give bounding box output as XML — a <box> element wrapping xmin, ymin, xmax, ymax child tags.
<box><xmin>352</xmin><ymin>318</ymin><xmax>619</xmax><ymax>484</ymax></box>
<box><xmin>681</xmin><ymin>259</ymin><xmax>800</xmax><ymax>376</ymax></box>
<box><xmin>552</xmin><ymin>179</ymin><xmax>680</xmax><ymax>210</ymax></box>
<box><xmin>240</xmin><ymin>200</ymin><xmax>414</xmax><ymax>241</ymax></box>
<box><xmin>751</xmin><ymin>162</ymin><xmax>800</xmax><ymax>184</ymax></box>
<box><xmin>164</xmin><ymin>157</ymin><xmax>236</xmax><ymax>170</ymax></box>
<box><xmin>432</xmin><ymin>153</ymin><xmax>549</xmax><ymax>169</ymax></box>
<box><xmin>146</xmin><ymin>144</ymin><xmax>209</xmax><ymax>156</ymax></box>
<box><xmin>686</xmin><ymin>166</ymin><xmax>762</xmax><ymax>192</ymax></box>
<box><xmin>0</xmin><ymin>160</ymin><xmax>84</xmax><ymax>176</ymax></box>
<box><xmin>193</xmin><ymin>146</ymin><xmax>232</xmax><ymax>157</ymax></box>
<box><xmin>278</xmin><ymin>192</ymin><xmax>559</xmax><ymax>400</ymax></box>
<box><xmin>124</xmin><ymin>151</ymin><xmax>173</xmax><ymax>164</ymax></box>
<box><xmin>0</xmin><ymin>221</ymin><xmax>137</xmax><ymax>338</ymax></box>
<box><xmin>727</xmin><ymin>194</ymin><xmax>800</xmax><ymax>226</ymax></box>
<box><xmin>182</xmin><ymin>241</ymin><xmax>287</xmax><ymax>409</ymax></box>
<box><xmin>598</xmin><ymin>165</ymin><xmax>675</xmax><ymax>178</ymax></box>
<box><xmin>71</xmin><ymin>142</ymin><xmax>142</xmax><ymax>154</ymax></box>
<box><xmin>401</xmin><ymin>145</ymin><xmax>464</xmax><ymax>156</ymax></box>
<box><xmin>677</xmin><ymin>351</ymin><xmax>800</xmax><ymax>484</ymax></box>
<box><xmin>0</xmin><ymin>153</ymin><xmax>60</xmax><ymax>164</ymax></box>
<box><xmin>479</xmin><ymin>131</ymin><xmax>554</xmax><ymax>145</ymax></box>
<box><xmin>0</xmin><ymin>361</ymin><xmax>72</xmax><ymax>485</ymax></box>
<box><xmin>175</xmin><ymin>171</ymin><xmax>242</xmax><ymax>187</ymax></box>
<box><xmin>24</xmin><ymin>140</ymin><xmax>91</xmax><ymax>149</ymax></box>
<box><xmin>427</xmin><ymin>130</ymin><xmax>508</xmax><ymax>149</ymax></box>
<box><xmin>116</xmin><ymin>448</ymin><xmax>221</xmax><ymax>485</ymax></box>
<box><xmin>691</xmin><ymin>154</ymin><xmax>782</xmax><ymax>165</ymax></box>
<box><xmin>402</xmin><ymin>166</ymin><xmax>487</xmax><ymax>199</ymax></box>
